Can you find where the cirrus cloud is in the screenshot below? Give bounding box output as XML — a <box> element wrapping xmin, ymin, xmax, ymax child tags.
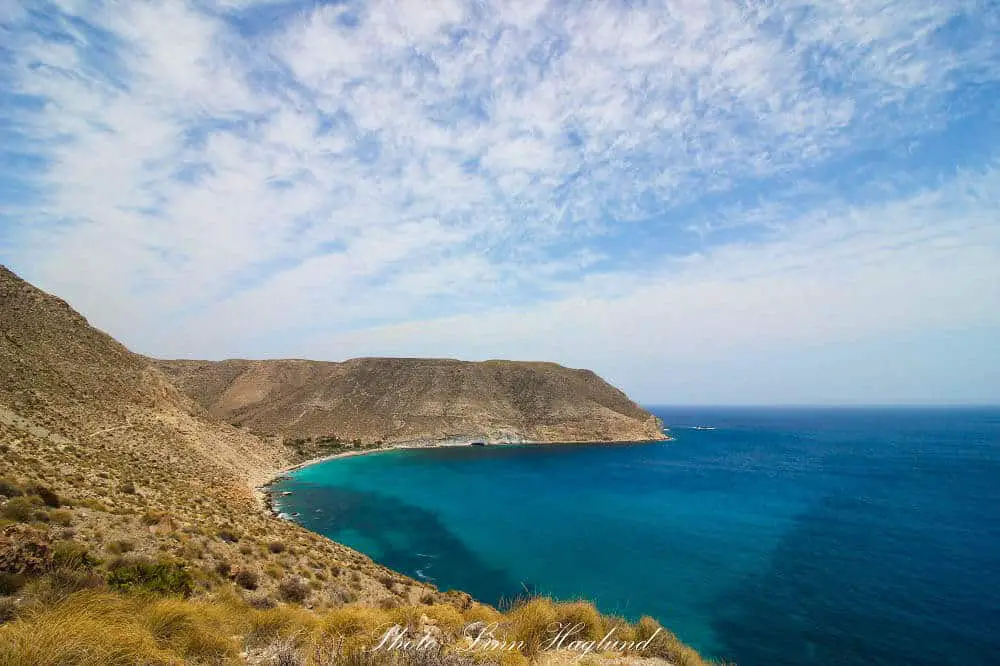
<box><xmin>1</xmin><ymin>0</ymin><xmax>999</xmax><ymax>403</ymax></box>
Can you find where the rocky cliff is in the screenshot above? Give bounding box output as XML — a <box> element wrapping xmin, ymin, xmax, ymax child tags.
<box><xmin>153</xmin><ymin>357</ymin><xmax>665</xmax><ymax>444</ymax></box>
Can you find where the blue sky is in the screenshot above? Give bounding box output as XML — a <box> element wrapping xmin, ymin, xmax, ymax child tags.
<box><xmin>1</xmin><ymin>0</ymin><xmax>998</xmax><ymax>404</ymax></box>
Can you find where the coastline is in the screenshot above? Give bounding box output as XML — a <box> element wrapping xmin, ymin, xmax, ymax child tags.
<box><xmin>251</xmin><ymin>434</ymin><xmax>672</xmax><ymax>515</ymax></box>
<box><xmin>250</xmin><ymin>439</ymin><xmax>473</xmax><ymax>513</ymax></box>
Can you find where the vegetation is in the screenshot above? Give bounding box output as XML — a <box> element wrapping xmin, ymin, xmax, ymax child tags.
<box><xmin>106</xmin><ymin>558</ymin><xmax>194</xmax><ymax>597</ymax></box>
<box><xmin>0</xmin><ymin>581</ymin><xmax>718</xmax><ymax>666</ymax></box>
<box><xmin>284</xmin><ymin>434</ymin><xmax>387</xmax><ymax>464</ymax></box>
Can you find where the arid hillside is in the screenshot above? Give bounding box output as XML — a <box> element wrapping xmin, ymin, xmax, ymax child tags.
<box><xmin>153</xmin><ymin>357</ymin><xmax>665</xmax><ymax>444</ymax></box>
<box><xmin>0</xmin><ymin>264</ymin><xmax>447</xmax><ymax>608</ymax></box>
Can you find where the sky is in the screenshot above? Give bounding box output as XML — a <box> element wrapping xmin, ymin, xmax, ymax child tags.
<box><xmin>1</xmin><ymin>0</ymin><xmax>998</xmax><ymax>405</ymax></box>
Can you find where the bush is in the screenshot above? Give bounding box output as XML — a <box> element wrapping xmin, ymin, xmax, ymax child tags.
<box><xmin>49</xmin><ymin>509</ymin><xmax>73</xmax><ymax>526</ymax></box>
<box><xmin>0</xmin><ymin>480</ymin><xmax>23</xmax><ymax>498</ymax></box>
<box><xmin>234</xmin><ymin>569</ymin><xmax>259</xmax><ymax>590</ymax></box>
<box><xmin>1</xmin><ymin>496</ymin><xmax>38</xmax><ymax>522</ymax></box>
<box><xmin>52</xmin><ymin>540</ymin><xmax>96</xmax><ymax>570</ymax></box>
<box><xmin>106</xmin><ymin>539</ymin><xmax>135</xmax><ymax>555</ymax></box>
<box><xmin>277</xmin><ymin>577</ymin><xmax>310</xmax><ymax>604</ymax></box>
<box><xmin>267</xmin><ymin>541</ymin><xmax>286</xmax><ymax>554</ymax></box>
<box><xmin>217</xmin><ymin>528</ymin><xmax>240</xmax><ymax>544</ymax></box>
<box><xmin>141</xmin><ymin>511</ymin><xmax>164</xmax><ymax>526</ymax></box>
<box><xmin>44</xmin><ymin>568</ymin><xmax>106</xmax><ymax>600</ymax></box>
<box><xmin>0</xmin><ymin>597</ymin><xmax>16</xmax><ymax>624</ymax></box>
<box><xmin>119</xmin><ymin>482</ymin><xmax>137</xmax><ymax>494</ymax></box>
<box><xmin>0</xmin><ymin>572</ymin><xmax>25</xmax><ymax>596</ymax></box>
<box><xmin>107</xmin><ymin>558</ymin><xmax>193</xmax><ymax>597</ymax></box>
<box><xmin>214</xmin><ymin>561</ymin><xmax>232</xmax><ymax>577</ymax></box>
<box><xmin>27</xmin><ymin>485</ymin><xmax>60</xmax><ymax>508</ymax></box>
<box><xmin>247</xmin><ymin>594</ymin><xmax>276</xmax><ymax>610</ymax></box>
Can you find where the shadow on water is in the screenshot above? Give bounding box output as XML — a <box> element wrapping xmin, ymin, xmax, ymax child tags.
<box><xmin>280</xmin><ymin>482</ymin><xmax>526</xmax><ymax>605</ymax></box>
<box><xmin>711</xmin><ymin>489</ymin><xmax>1000</xmax><ymax>666</ymax></box>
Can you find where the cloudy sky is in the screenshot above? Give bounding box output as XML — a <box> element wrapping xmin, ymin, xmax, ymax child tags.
<box><xmin>1</xmin><ymin>0</ymin><xmax>998</xmax><ymax>404</ymax></box>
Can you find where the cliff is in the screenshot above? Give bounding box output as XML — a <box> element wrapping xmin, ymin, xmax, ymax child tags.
<box><xmin>152</xmin><ymin>357</ymin><xmax>665</xmax><ymax>444</ymax></box>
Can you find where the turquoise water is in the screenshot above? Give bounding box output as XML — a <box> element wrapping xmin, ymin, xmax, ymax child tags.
<box><xmin>272</xmin><ymin>407</ymin><xmax>1000</xmax><ymax>665</ymax></box>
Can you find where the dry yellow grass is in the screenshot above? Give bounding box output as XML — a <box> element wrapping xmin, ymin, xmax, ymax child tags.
<box><xmin>0</xmin><ymin>588</ymin><xmax>718</xmax><ymax>666</ymax></box>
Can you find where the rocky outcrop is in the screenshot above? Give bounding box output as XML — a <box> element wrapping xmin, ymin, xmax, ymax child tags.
<box><xmin>153</xmin><ymin>357</ymin><xmax>665</xmax><ymax>444</ymax></box>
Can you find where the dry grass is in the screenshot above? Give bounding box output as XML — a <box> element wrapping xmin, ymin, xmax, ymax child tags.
<box><xmin>0</xmin><ymin>589</ymin><xmax>717</xmax><ymax>665</ymax></box>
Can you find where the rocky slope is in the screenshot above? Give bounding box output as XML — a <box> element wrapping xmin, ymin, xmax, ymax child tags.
<box><xmin>153</xmin><ymin>357</ymin><xmax>665</xmax><ymax>444</ymax></box>
<box><xmin>0</xmin><ymin>264</ymin><xmax>444</xmax><ymax>607</ymax></box>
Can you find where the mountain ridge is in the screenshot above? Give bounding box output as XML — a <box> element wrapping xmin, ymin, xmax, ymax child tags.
<box><xmin>153</xmin><ymin>356</ymin><xmax>665</xmax><ymax>445</ymax></box>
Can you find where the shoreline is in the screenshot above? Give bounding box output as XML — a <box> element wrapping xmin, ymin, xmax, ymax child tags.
<box><xmin>251</xmin><ymin>434</ymin><xmax>671</xmax><ymax>515</ymax></box>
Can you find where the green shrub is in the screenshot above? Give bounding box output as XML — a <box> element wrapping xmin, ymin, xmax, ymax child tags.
<box><xmin>107</xmin><ymin>558</ymin><xmax>193</xmax><ymax>597</ymax></box>
<box><xmin>0</xmin><ymin>480</ymin><xmax>23</xmax><ymax>498</ymax></box>
<box><xmin>1</xmin><ymin>496</ymin><xmax>39</xmax><ymax>522</ymax></box>
<box><xmin>0</xmin><ymin>572</ymin><xmax>25</xmax><ymax>596</ymax></box>
<box><xmin>44</xmin><ymin>568</ymin><xmax>106</xmax><ymax>600</ymax></box>
<box><xmin>51</xmin><ymin>540</ymin><xmax>96</xmax><ymax>570</ymax></box>
<box><xmin>49</xmin><ymin>509</ymin><xmax>73</xmax><ymax>526</ymax></box>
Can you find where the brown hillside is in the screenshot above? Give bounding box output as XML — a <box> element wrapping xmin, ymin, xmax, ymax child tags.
<box><xmin>0</xmin><ymin>265</ymin><xmax>445</xmax><ymax>607</ymax></box>
<box><xmin>153</xmin><ymin>357</ymin><xmax>665</xmax><ymax>444</ymax></box>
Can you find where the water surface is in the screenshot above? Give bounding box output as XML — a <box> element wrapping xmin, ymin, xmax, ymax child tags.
<box><xmin>273</xmin><ymin>407</ymin><xmax>1000</xmax><ymax>665</ymax></box>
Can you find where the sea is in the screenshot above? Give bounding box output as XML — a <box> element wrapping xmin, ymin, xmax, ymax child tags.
<box><xmin>270</xmin><ymin>407</ymin><xmax>1000</xmax><ymax>666</ymax></box>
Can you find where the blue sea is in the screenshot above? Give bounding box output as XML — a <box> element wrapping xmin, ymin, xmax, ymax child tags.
<box><xmin>271</xmin><ymin>407</ymin><xmax>1000</xmax><ymax>665</ymax></box>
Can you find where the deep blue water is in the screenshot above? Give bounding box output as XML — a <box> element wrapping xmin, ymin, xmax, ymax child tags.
<box><xmin>272</xmin><ymin>407</ymin><xmax>1000</xmax><ymax>665</ymax></box>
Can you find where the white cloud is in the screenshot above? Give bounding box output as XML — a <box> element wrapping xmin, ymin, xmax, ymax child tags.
<box><xmin>1</xmin><ymin>0</ymin><xmax>998</xmax><ymax>402</ymax></box>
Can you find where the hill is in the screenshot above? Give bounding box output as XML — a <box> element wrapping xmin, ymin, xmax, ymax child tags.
<box><xmin>153</xmin><ymin>357</ymin><xmax>665</xmax><ymax>445</ymax></box>
<box><xmin>0</xmin><ymin>264</ymin><xmax>454</xmax><ymax>616</ymax></box>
